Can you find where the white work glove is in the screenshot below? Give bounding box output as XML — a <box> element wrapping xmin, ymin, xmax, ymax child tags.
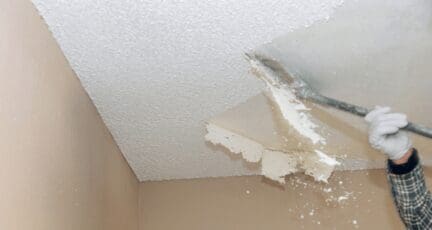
<box><xmin>365</xmin><ymin>106</ymin><xmax>412</xmax><ymax>160</ymax></box>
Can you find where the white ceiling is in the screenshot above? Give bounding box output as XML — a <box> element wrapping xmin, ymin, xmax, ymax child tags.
<box><xmin>31</xmin><ymin>0</ymin><xmax>344</xmax><ymax>181</ymax></box>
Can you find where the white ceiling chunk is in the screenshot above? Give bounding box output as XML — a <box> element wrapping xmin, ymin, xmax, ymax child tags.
<box><xmin>31</xmin><ymin>0</ymin><xmax>344</xmax><ymax>181</ymax></box>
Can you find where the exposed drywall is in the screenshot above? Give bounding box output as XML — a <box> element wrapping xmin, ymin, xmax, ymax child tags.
<box><xmin>31</xmin><ymin>0</ymin><xmax>345</xmax><ymax>181</ymax></box>
<box><xmin>0</xmin><ymin>1</ymin><xmax>138</xmax><ymax>229</ymax></box>
<box><xmin>138</xmin><ymin>167</ymin><xmax>432</xmax><ymax>229</ymax></box>
<box><xmin>256</xmin><ymin>0</ymin><xmax>432</xmax><ymax>131</ymax></box>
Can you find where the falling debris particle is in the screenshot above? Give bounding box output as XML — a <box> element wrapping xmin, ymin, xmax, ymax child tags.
<box><xmin>337</xmin><ymin>191</ymin><xmax>353</xmax><ymax>203</ymax></box>
<box><xmin>300</xmin><ymin>214</ymin><xmax>304</xmax><ymax>219</ymax></box>
<box><xmin>337</xmin><ymin>196</ymin><xmax>348</xmax><ymax>202</ymax></box>
<box><xmin>309</xmin><ymin>209</ymin><xmax>315</xmax><ymax>216</ymax></box>
<box><xmin>323</xmin><ymin>188</ymin><xmax>332</xmax><ymax>193</ymax></box>
<box><xmin>245</xmin><ymin>190</ymin><xmax>251</xmax><ymax>194</ymax></box>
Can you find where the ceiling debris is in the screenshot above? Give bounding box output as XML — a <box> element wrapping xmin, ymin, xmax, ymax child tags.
<box><xmin>205</xmin><ymin>124</ymin><xmax>264</xmax><ymax>163</ymax></box>
<box><xmin>206</xmin><ymin>94</ymin><xmax>346</xmax><ymax>184</ymax></box>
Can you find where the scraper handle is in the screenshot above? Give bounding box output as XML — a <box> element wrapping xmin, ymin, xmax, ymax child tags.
<box><xmin>310</xmin><ymin>94</ymin><xmax>432</xmax><ymax>139</ymax></box>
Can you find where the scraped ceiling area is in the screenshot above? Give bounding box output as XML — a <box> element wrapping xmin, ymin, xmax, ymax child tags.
<box><xmin>205</xmin><ymin>0</ymin><xmax>432</xmax><ymax>185</ymax></box>
<box><xmin>31</xmin><ymin>0</ymin><xmax>345</xmax><ymax>181</ymax></box>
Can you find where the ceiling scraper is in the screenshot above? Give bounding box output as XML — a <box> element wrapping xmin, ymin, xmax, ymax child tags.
<box><xmin>245</xmin><ymin>53</ymin><xmax>432</xmax><ymax>139</ymax></box>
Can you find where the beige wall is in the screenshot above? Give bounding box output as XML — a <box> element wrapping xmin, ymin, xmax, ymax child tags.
<box><xmin>0</xmin><ymin>1</ymin><xmax>138</xmax><ymax>229</ymax></box>
<box><xmin>139</xmin><ymin>168</ymin><xmax>428</xmax><ymax>230</ymax></box>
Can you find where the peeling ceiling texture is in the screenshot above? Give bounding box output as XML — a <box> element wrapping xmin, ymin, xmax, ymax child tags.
<box><xmin>31</xmin><ymin>0</ymin><xmax>344</xmax><ymax>181</ymax></box>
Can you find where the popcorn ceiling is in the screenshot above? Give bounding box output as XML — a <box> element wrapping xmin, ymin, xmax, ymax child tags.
<box><xmin>31</xmin><ymin>0</ymin><xmax>345</xmax><ymax>181</ymax></box>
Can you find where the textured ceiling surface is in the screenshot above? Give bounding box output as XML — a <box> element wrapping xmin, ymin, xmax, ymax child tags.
<box><xmin>31</xmin><ymin>0</ymin><xmax>344</xmax><ymax>181</ymax></box>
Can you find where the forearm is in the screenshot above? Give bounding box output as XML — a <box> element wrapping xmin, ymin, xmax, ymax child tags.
<box><xmin>387</xmin><ymin>149</ymin><xmax>432</xmax><ymax>229</ymax></box>
<box><xmin>392</xmin><ymin>148</ymin><xmax>413</xmax><ymax>165</ymax></box>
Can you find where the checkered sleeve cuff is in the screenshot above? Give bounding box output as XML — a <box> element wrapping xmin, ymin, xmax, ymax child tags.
<box><xmin>388</xmin><ymin>149</ymin><xmax>419</xmax><ymax>175</ymax></box>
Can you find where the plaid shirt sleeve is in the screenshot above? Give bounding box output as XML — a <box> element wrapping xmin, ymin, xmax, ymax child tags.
<box><xmin>387</xmin><ymin>149</ymin><xmax>432</xmax><ymax>230</ymax></box>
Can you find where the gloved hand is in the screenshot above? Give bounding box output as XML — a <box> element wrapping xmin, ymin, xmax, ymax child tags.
<box><xmin>365</xmin><ymin>106</ymin><xmax>412</xmax><ymax>160</ymax></box>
